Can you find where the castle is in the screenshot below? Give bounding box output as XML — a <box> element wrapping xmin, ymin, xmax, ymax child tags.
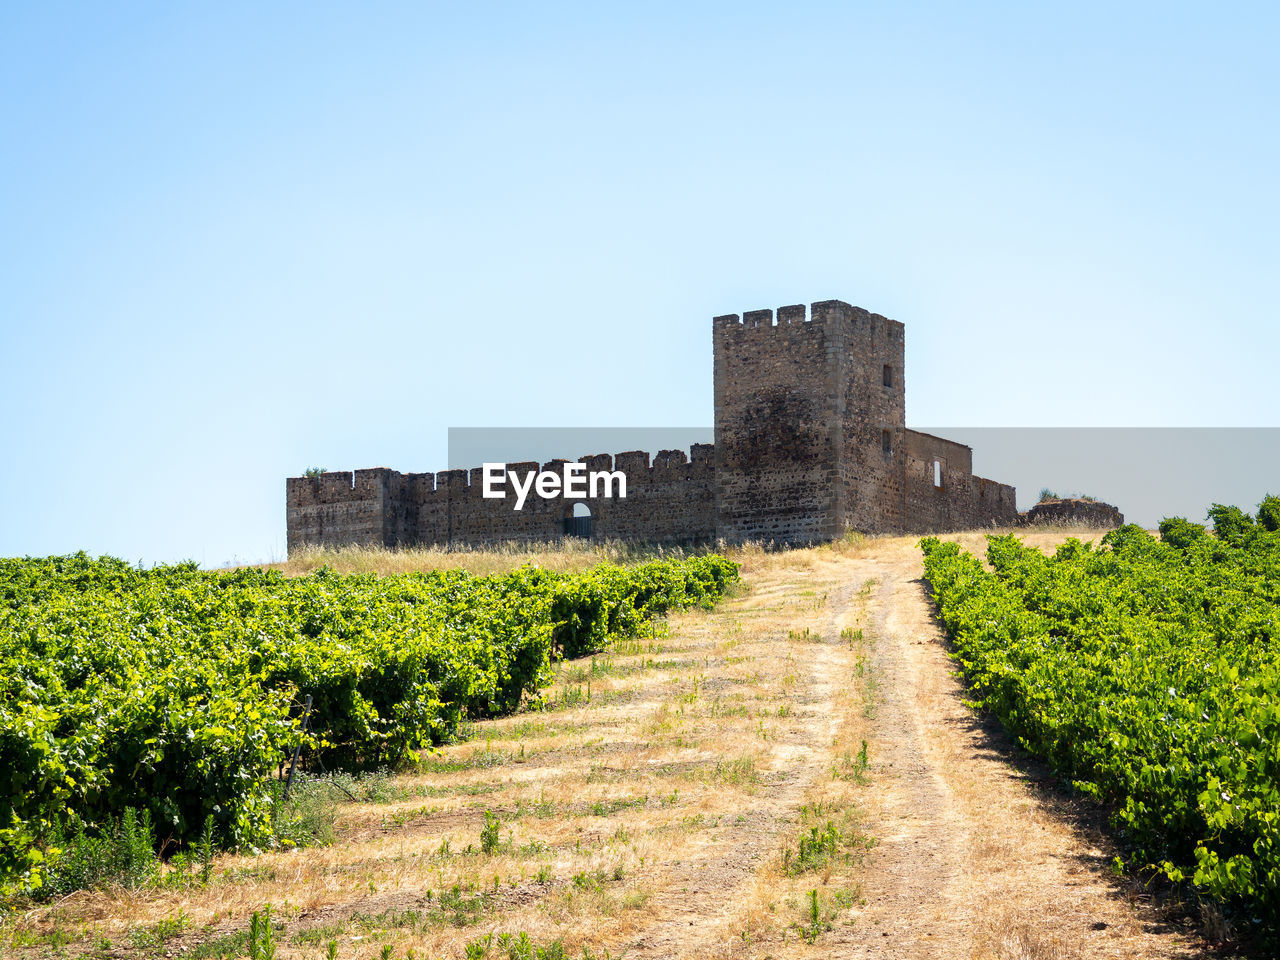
<box><xmin>287</xmin><ymin>300</ymin><xmax>1024</xmax><ymax>553</ymax></box>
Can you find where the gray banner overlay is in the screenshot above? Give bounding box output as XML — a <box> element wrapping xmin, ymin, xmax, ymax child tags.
<box><xmin>450</xmin><ymin>426</ymin><xmax>1280</xmax><ymax>529</ymax></box>
<box><xmin>912</xmin><ymin>428</ymin><xmax>1278</xmax><ymax>527</ymax></box>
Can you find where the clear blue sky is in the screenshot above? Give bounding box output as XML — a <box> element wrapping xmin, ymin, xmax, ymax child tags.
<box><xmin>2</xmin><ymin>2</ymin><xmax>1276</xmax><ymax>565</ymax></box>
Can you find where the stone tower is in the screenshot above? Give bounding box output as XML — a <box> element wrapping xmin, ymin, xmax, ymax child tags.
<box><xmin>712</xmin><ymin>300</ymin><xmax>906</xmax><ymax>543</ymax></box>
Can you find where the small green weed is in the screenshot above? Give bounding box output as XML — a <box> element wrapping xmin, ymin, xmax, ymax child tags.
<box><xmin>572</xmin><ymin>870</ymin><xmax>603</xmax><ymax>891</ymax></box>
<box><xmin>131</xmin><ymin>909</ymin><xmax>190</xmax><ymax>947</ymax></box>
<box><xmin>430</xmin><ymin>884</ymin><xmax>492</xmax><ymax>926</ymax></box>
<box><xmin>293</xmin><ymin>923</ymin><xmax>348</xmax><ymax>945</ymax></box>
<box><xmin>247</xmin><ymin>905</ymin><xmax>278</xmax><ymax>960</ymax></box>
<box><xmin>783</xmin><ymin>822</ymin><xmax>839</xmax><ymax>875</ymax></box>
<box><xmin>480</xmin><ymin>811</ymin><xmax>501</xmax><ymax>855</ymax></box>
<box><xmin>183</xmin><ymin>929</ymin><xmax>252</xmax><ymax>959</ymax></box>
<box><xmin>832</xmin><ymin>740</ymin><xmax>869</xmax><ymax>782</ymax></box>
<box><xmin>798</xmin><ymin>889</ymin><xmax>832</xmax><ymax>943</ymax></box>
<box><xmin>44</xmin><ymin>807</ymin><xmax>160</xmax><ymax>896</ymax></box>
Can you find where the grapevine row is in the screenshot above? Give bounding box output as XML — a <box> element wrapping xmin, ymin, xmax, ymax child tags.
<box><xmin>0</xmin><ymin>553</ymin><xmax>738</xmax><ymax>895</ymax></box>
<box><xmin>920</xmin><ymin>505</ymin><xmax>1279</xmax><ymax>927</ymax></box>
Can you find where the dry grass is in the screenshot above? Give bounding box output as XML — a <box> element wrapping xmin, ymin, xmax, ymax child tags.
<box><xmin>262</xmin><ymin>538</ymin><xmax>709</xmax><ymax>577</ymax></box>
<box><xmin>246</xmin><ymin>524</ymin><xmax>1128</xmax><ymax>579</ymax></box>
<box><xmin>972</xmin><ymin>913</ymin><xmax>1085</xmax><ymax>960</ymax></box>
<box><xmin>252</xmin><ymin>529</ymin><xmax>887</xmax><ymax>579</ymax></box>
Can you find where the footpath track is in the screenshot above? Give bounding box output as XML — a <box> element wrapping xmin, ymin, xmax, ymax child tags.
<box><xmin>807</xmin><ymin>536</ymin><xmax>1202</xmax><ymax>960</ymax></box>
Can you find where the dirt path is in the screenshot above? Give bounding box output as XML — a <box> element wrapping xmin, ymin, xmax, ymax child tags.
<box><xmin>621</xmin><ymin>574</ymin><xmax>863</xmax><ymax>958</ymax></box>
<box><xmin>811</xmin><ymin>537</ymin><xmax>1203</xmax><ymax>960</ymax></box>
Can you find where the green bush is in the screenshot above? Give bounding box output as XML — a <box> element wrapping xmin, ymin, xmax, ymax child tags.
<box><xmin>1158</xmin><ymin>516</ymin><xmax>1208</xmax><ymax>550</ymax></box>
<box><xmin>1257</xmin><ymin>494</ymin><xmax>1280</xmax><ymax>533</ymax></box>
<box><xmin>1207</xmin><ymin>502</ymin><xmax>1256</xmax><ymax>544</ymax></box>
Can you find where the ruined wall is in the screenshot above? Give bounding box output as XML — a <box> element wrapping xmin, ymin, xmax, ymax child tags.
<box><xmin>286</xmin><ymin>447</ymin><xmax>716</xmax><ymax>553</ymax></box>
<box><xmin>903</xmin><ymin>430</ymin><xmax>1019</xmax><ymax>531</ymax></box>
<box><xmin>1022</xmin><ymin>498</ymin><xmax>1124</xmax><ymax>528</ymax></box>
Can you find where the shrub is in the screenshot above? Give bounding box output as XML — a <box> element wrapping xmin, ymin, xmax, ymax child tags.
<box><xmin>1158</xmin><ymin>516</ymin><xmax>1209</xmax><ymax>550</ymax></box>
<box><xmin>1257</xmin><ymin>494</ymin><xmax>1280</xmax><ymax>533</ymax></box>
<box><xmin>1207</xmin><ymin>503</ymin><xmax>1256</xmax><ymax>544</ymax></box>
<box><xmin>920</xmin><ymin>526</ymin><xmax>1280</xmax><ymax>924</ymax></box>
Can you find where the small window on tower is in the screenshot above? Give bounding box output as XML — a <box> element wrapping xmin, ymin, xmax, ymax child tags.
<box><xmin>883</xmin><ymin>364</ymin><xmax>893</xmax><ymax>387</ymax></box>
<box><xmin>882</xmin><ymin>429</ymin><xmax>892</xmax><ymax>456</ymax></box>
<box><xmin>933</xmin><ymin>458</ymin><xmax>944</xmax><ymax>488</ymax></box>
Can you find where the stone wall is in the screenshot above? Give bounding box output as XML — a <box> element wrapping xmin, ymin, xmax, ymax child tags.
<box><xmin>594</xmin><ymin>446</ymin><xmax>717</xmax><ymax>542</ymax></box>
<box><xmin>286</xmin><ymin>469</ymin><xmax>398</xmax><ymax>552</ymax></box>
<box><xmin>904</xmin><ymin>430</ymin><xmax>1019</xmax><ymax>531</ymax></box>
<box><xmin>831</xmin><ymin>301</ymin><xmax>907</xmax><ymax>534</ymax></box>
<box><xmin>1021</xmin><ymin>498</ymin><xmax>1124</xmax><ymax>528</ymax></box>
<box><xmin>286</xmin><ymin>447</ymin><xmax>717</xmax><ymax>551</ymax></box>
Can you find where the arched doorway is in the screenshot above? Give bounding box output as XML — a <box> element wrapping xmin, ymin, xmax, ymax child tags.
<box><xmin>563</xmin><ymin>502</ymin><xmax>592</xmax><ymax>538</ymax></box>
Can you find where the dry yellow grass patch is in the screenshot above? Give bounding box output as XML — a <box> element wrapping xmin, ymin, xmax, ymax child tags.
<box><xmin>261</xmin><ymin>539</ymin><xmax>717</xmax><ymax>577</ymax></box>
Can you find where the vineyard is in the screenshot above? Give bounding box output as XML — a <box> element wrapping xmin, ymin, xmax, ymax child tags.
<box><xmin>0</xmin><ymin>553</ymin><xmax>738</xmax><ymax>899</ymax></box>
<box><xmin>921</xmin><ymin>499</ymin><xmax>1280</xmax><ymax>930</ymax></box>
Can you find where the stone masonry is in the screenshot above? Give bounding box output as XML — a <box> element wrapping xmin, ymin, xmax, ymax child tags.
<box><xmin>287</xmin><ymin>299</ymin><xmax>1115</xmax><ymax>552</ymax></box>
<box><xmin>1021</xmin><ymin>498</ymin><xmax>1124</xmax><ymax>528</ymax></box>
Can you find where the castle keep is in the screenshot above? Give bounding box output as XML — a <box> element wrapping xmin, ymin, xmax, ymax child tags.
<box><xmin>287</xmin><ymin>300</ymin><xmax>1020</xmax><ymax>553</ymax></box>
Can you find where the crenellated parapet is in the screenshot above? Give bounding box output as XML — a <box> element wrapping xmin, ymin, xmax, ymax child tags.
<box><xmin>286</xmin><ymin>468</ymin><xmax>398</xmax><ymax>552</ymax></box>
<box><xmin>713</xmin><ymin>301</ymin><xmax>904</xmax><ymax>343</ymax></box>
<box><xmin>286</xmin><ymin>445</ymin><xmax>718</xmax><ymax>553</ymax></box>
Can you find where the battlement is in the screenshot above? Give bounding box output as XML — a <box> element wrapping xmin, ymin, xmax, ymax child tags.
<box><xmin>712</xmin><ymin>300</ymin><xmax>904</xmax><ymax>339</ymax></box>
<box><xmin>286</xmin><ymin>445</ymin><xmax>718</xmax><ymax>552</ymax></box>
<box><xmin>291</xmin><ymin>449</ymin><xmax>715</xmax><ymax>499</ymax></box>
